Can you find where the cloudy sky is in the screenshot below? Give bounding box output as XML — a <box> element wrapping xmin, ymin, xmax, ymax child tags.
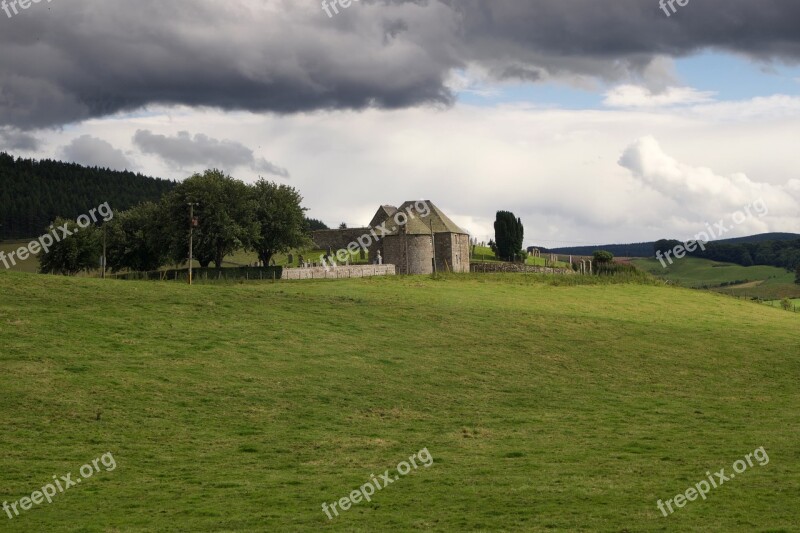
<box><xmin>1</xmin><ymin>0</ymin><xmax>799</xmax><ymax>246</ymax></box>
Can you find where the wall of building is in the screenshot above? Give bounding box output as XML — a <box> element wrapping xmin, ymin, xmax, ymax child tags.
<box><xmin>311</xmin><ymin>228</ymin><xmax>371</xmax><ymax>252</ymax></box>
<box><xmin>381</xmin><ymin>233</ymin><xmax>471</xmax><ymax>274</ymax></box>
<box><xmin>283</xmin><ymin>264</ymin><xmax>395</xmax><ymax>280</ymax></box>
<box><xmin>435</xmin><ymin>233</ymin><xmax>470</xmax><ymax>273</ymax></box>
<box><xmin>383</xmin><ymin>234</ymin><xmax>434</xmax><ymax>275</ymax></box>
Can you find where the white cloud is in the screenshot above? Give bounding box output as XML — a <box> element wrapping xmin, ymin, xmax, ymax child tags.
<box><xmin>446</xmin><ymin>68</ymin><xmax>502</xmax><ymax>99</ymax></box>
<box><xmin>26</xmin><ymin>93</ymin><xmax>800</xmax><ymax>246</ymax></box>
<box><xmin>619</xmin><ymin>136</ymin><xmax>800</xmax><ymax>238</ymax></box>
<box><xmin>688</xmin><ymin>94</ymin><xmax>800</xmax><ymax>121</ymax></box>
<box><xmin>604</xmin><ymin>85</ymin><xmax>716</xmax><ymax>108</ymax></box>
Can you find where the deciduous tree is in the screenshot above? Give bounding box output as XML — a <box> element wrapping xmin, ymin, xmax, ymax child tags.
<box><xmin>593</xmin><ymin>250</ymin><xmax>614</xmax><ymax>264</ymax></box>
<box><xmin>251</xmin><ymin>180</ymin><xmax>312</xmax><ymax>266</ymax></box>
<box><xmin>164</xmin><ymin>170</ymin><xmax>257</xmax><ymax>268</ymax></box>
<box><xmin>39</xmin><ymin>218</ymin><xmax>101</xmax><ymax>275</ymax></box>
<box><xmin>105</xmin><ymin>202</ymin><xmax>171</xmax><ymax>272</ymax></box>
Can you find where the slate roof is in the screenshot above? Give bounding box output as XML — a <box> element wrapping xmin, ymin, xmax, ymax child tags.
<box><xmin>382</xmin><ymin>200</ymin><xmax>469</xmax><ymax>236</ymax></box>
<box><xmin>369</xmin><ymin>205</ymin><xmax>398</xmax><ymax>228</ymax></box>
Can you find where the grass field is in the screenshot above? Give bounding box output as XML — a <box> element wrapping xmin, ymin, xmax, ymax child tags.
<box><xmin>632</xmin><ymin>257</ymin><xmax>800</xmax><ymax>300</ymax></box>
<box><xmin>1</xmin><ymin>271</ymin><xmax>798</xmax><ymax>531</ymax></box>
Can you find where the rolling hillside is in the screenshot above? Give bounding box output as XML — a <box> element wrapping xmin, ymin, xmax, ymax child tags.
<box><xmin>632</xmin><ymin>257</ymin><xmax>800</xmax><ymax>299</ymax></box>
<box><xmin>1</xmin><ymin>271</ymin><xmax>798</xmax><ymax>531</ymax></box>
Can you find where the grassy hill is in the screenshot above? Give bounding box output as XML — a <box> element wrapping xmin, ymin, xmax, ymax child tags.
<box><xmin>633</xmin><ymin>257</ymin><xmax>800</xmax><ymax>300</ymax></box>
<box><xmin>0</xmin><ymin>272</ymin><xmax>798</xmax><ymax>531</ymax></box>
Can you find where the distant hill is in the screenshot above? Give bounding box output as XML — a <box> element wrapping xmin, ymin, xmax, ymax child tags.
<box><xmin>542</xmin><ymin>233</ymin><xmax>800</xmax><ymax>258</ymax></box>
<box><xmin>540</xmin><ymin>241</ymin><xmax>653</xmax><ymax>258</ymax></box>
<box><xmin>633</xmin><ymin>256</ymin><xmax>800</xmax><ymax>300</ymax></box>
<box><xmin>712</xmin><ymin>232</ymin><xmax>800</xmax><ymax>244</ymax></box>
<box><xmin>0</xmin><ymin>152</ymin><xmax>176</xmax><ymax>240</ymax></box>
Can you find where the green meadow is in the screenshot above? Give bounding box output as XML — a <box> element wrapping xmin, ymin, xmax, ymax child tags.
<box><xmin>632</xmin><ymin>256</ymin><xmax>800</xmax><ymax>300</ymax></box>
<box><xmin>0</xmin><ymin>271</ymin><xmax>798</xmax><ymax>532</ymax></box>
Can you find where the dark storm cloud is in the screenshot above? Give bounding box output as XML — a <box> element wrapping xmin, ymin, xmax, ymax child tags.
<box><xmin>133</xmin><ymin>130</ymin><xmax>289</xmax><ymax>178</ymax></box>
<box><xmin>0</xmin><ymin>127</ymin><xmax>39</xmax><ymax>151</ymax></box>
<box><xmin>1</xmin><ymin>0</ymin><xmax>799</xmax><ymax>129</ymax></box>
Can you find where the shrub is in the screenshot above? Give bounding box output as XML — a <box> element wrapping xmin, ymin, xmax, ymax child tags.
<box><xmin>593</xmin><ymin>250</ymin><xmax>614</xmax><ymax>264</ymax></box>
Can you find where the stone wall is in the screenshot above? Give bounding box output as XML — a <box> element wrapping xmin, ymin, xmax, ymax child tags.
<box><xmin>470</xmin><ymin>262</ymin><xmax>576</xmax><ymax>275</ymax></box>
<box><xmin>311</xmin><ymin>228</ymin><xmax>371</xmax><ymax>252</ymax></box>
<box><xmin>282</xmin><ymin>264</ymin><xmax>395</xmax><ymax>280</ymax></box>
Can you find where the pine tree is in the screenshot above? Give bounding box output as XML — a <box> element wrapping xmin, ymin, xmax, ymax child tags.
<box><xmin>494</xmin><ymin>211</ymin><xmax>524</xmax><ymax>262</ymax></box>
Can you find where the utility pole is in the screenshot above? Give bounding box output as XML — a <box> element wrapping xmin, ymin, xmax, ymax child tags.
<box><xmin>403</xmin><ymin>224</ymin><xmax>409</xmax><ymax>275</ymax></box>
<box><xmin>102</xmin><ymin>224</ymin><xmax>106</xmax><ymax>279</ymax></box>
<box><xmin>429</xmin><ymin>218</ymin><xmax>437</xmax><ymax>274</ymax></box>
<box><xmin>188</xmin><ymin>201</ymin><xmax>199</xmax><ymax>285</ymax></box>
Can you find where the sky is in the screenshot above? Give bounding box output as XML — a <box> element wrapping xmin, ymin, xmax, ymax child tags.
<box><xmin>1</xmin><ymin>0</ymin><xmax>799</xmax><ymax>247</ymax></box>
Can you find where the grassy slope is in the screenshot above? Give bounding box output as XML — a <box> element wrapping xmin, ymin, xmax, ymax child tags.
<box><xmin>633</xmin><ymin>257</ymin><xmax>800</xmax><ymax>299</ymax></box>
<box><xmin>0</xmin><ymin>272</ymin><xmax>798</xmax><ymax>532</ymax></box>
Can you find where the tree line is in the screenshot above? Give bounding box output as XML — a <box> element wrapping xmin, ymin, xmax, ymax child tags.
<box><xmin>0</xmin><ymin>151</ymin><xmax>176</xmax><ymax>240</ymax></box>
<box><xmin>654</xmin><ymin>238</ymin><xmax>800</xmax><ymax>272</ymax></box>
<box><xmin>39</xmin><ymin>169</ymin><xmax>313</xmax><ymax>275</ymax></box>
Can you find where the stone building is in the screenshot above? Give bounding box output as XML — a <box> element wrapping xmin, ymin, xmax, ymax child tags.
<box><xmin>368</xmin><ymin>201</ymin><xmax>470</xmax><ymax>275</ymax></box>
<box><xmin>311</xmin><ymin>200</ymin><xmax>471</xmax><ymax>275</ymax></box>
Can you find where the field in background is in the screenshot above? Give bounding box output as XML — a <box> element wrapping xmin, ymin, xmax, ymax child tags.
<box><xmin>0</xmin><ymin>240</ymin><xmax>40</xmax><ymax>273</ymax></box>
<box><xmin>0</xmin><ymin>240</ymin><xmax>357</xmax><ymax>276</ymax></box>
<box><xmin>2</xmin><ymin>240</ymin><xmax>571</xmax><ymax>276</ymax></box>
<box><xmin>472</xmin><ymin>245</ymin><xmax>571</xmax><ymax>268</ymax></box>
<box><xmin>764</xmin><ymin>298</ymin><xmax>800</xmax><ymax>310</ymax></box>
<box><xmin>1</xmin><ymin>271</ymin><xmax>798</xmax><ymax>531</ymax></box>
<box><xmin>632</xmin><ymin>257</ymin><xmax>800</xmax><ymax>299</ymax></box>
